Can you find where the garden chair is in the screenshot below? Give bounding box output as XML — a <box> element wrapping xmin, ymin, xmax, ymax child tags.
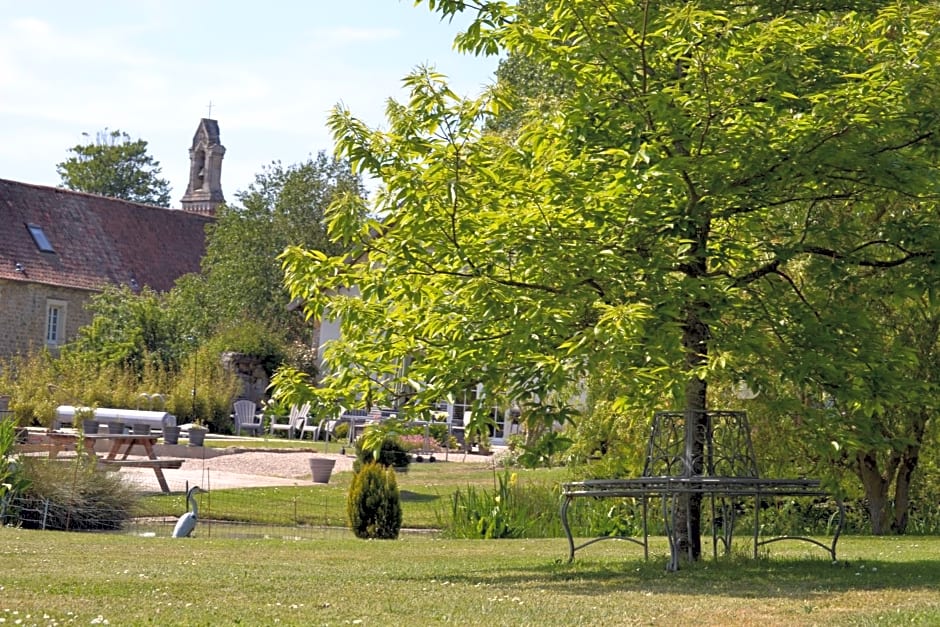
<box><xmin>232</xmin><ymin>399</ymin><xmax>262</xmax><ymax>436</ymax></box>
<box><xmin>299</xmin><ymin>417</ymin><xmax>323</xmax><ymax>441</ymax></box>
<box><xmin>269</xmin><ymin>402</ymin><xmax>310</xmax><ymax>439</ymax></box>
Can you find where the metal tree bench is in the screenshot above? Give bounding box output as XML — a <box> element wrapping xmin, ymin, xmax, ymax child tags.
<box><xmin>560</xmin><ymin>410</ymin><xmax>844</xmax><ymax>570</ymax></box>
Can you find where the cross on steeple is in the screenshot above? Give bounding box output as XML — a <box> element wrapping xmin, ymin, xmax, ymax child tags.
<box><xmin>206</xmin><ymin>100</ymin><xmax>214</xmax><ymax>118</ymax></box>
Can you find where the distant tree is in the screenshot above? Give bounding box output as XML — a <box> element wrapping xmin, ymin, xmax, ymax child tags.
<box><xmin>486</xmin><ymin>0</ymin><xmax>572</xmax><ymax>135</ymax></box>
<box><xmin>200</xmin><ymin>152</ymin><xmax>364</xmax><ymax>344</ymax></box>
<box><xmin>64</xmin><ymin>285</ymin><xmax>186</xmax><ymax>371</ymax></box>
<box><xmin>56</xmin><ymin>129</ymin><xmax>172</xmax><ymax>206</ymax></box>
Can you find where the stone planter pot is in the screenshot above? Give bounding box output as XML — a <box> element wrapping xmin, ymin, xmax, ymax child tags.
<box><xmin>188</xmin><ymin>428</ymin><xmax>207</xmax><ymax>447</ymax></box>
<box><xmin>132</xmin><ymin>424</ymin><xmax>151</xmax><ymax>435</ymax></box>
<box><xmin>108</xmin><ymin>422</ymin><xmax>126</xmax><ymax>435</ymax></box>
<box><xmin>309</xmin><ymin>457</ymin><xmax>336</xmax><ymax>484</ymax></box>
<box><xmin>81</xmin><ymin>419</ymin><xmax>99</xmax><ymax>434</ymax></box>
<box><xmin>163</xmin><ymin>425</ymin><xmax>180</xmax><ymax>445</ymax></box>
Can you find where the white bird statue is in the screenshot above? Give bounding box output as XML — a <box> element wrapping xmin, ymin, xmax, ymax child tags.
<box><xmin>172</xmin><ymin>486</ymin><xmax>207</xmax><ymax>538</ymax></box>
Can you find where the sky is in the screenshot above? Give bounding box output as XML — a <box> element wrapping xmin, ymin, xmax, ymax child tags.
<box><xmin>0</xmin><ymin>0</ymin><xmax>501</xmax><ymax>204</ymax></box>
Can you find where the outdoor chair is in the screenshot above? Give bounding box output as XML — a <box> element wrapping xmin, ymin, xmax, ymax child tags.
<box><xmin>269</xmin><ymin>402</ymin><xmax>310</xmax><ymax>439</ymax></box>
<box><xmin>299</xmin><ymin>417</ymin><xmax>323</xmax><ymax>441</ymax></box>
<box><xmin>232</xmin><ymin>399</ymin><xmax>262</xmax><ymax>436</ymax></box>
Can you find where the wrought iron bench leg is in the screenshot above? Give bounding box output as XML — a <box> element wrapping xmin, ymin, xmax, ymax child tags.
<box><xmin>560</xmin><ymin>495</ymin><xmax>576</xmax><ymax>563</ymax></box>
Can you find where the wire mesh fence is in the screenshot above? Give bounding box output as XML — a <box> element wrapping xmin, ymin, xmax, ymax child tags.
<box><xmin>2</xmin><ymin>490</ymin><xmax>358</xmax><ymax>540</ymax></box>
<box><xmin>1</xmin><ymin>457</ymin><xmax>363</xmax><ymax>540</ymax></box>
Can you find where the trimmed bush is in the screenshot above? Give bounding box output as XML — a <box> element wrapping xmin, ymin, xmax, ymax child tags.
<box><xmin>347</xmin><ymin>462</ymin><xmax>402</xmax><ymax>539</ymax></box>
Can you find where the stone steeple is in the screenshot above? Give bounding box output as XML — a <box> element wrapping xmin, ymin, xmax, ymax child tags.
<box><xmin>180</xmin><ymin>118</ymin><xmax>225</xmax><ymax>215</ymax></box>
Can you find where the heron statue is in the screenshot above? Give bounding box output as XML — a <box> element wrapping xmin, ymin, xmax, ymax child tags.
<box><xmin>172</xmin><ymin>485</ymin><xmax>207</xmax><ymax>538</ymax></box>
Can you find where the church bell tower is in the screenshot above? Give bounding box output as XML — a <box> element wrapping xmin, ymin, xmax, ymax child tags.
<box><xmin>180</xmin><ymin>118</ymin><xmax>225</xmax><ymax>215</ymax></box>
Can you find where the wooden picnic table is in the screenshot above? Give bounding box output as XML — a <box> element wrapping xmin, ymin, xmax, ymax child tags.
<box><xmin>91</xmin><ymin>434</ymin><xmax>182</xmax><ymax>493</ymax></box>
<box><xmin>22</xmin><ymin>432</ymin><xmax>182</xmax><ymax>494</ymax></box>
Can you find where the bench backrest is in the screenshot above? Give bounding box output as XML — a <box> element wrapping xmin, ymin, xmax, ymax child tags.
<box><xmin>642</xmin><ymin>410</ymin><xmax>760</xmax><ymax>478</ymax></box>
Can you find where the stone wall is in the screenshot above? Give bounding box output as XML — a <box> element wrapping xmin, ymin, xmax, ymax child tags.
<box><xmin>0</xmin><ymin>280</ymin><xmax>94</xmax><ymax>358</ymax></box>
<box><xmin>220</xmin><ymin>352</ymin><xmax>270</xmax><ymax>404</ymax></box>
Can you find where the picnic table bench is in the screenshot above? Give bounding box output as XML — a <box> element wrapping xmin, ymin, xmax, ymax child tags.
<box><xmin>15</xmin><ymin>432</ymin><xmax>183</xmax><ymax>494</ymax></box>
<box><xmin>561</xmin><ymin>410</ymin><xmax>844</xmax><ymax>570</ymax></box>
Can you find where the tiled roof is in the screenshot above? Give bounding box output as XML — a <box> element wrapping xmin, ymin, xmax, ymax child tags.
<box><xmin>0</xmin><ymin>178</ymin><xmax>211</xmax><ymax>292</ymax></box>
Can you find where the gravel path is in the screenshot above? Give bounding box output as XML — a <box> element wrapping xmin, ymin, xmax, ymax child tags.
<box><xmin>178</xmin><ymin>450</ymin><xmax>355</xmax><ymax>479</ymax></box>
<box><xmin>117</xmin><ymin>447</ymin><xmax>501</xmax><ymax>491</ymax></box>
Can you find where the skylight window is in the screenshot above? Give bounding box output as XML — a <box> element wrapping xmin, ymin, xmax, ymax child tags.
<box><xmin>27</xmin><ymin>223</ymin><xmax>54</xmax><ymax>253</ymax></box>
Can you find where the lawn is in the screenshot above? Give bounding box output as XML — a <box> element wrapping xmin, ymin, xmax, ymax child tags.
<box><xmin>135</xmin><ymin>459</ymin><xmax>566</xmax><ymax>530</ymax></box>
<box><xmin>2</xmin><ymin>529</ymin><xmax>938</xmax><ymax>625</ymax></box>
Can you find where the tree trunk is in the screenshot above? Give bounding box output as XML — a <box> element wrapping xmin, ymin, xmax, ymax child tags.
<box><xmin>857</xmin><ymin>450</ymin><xmax>890</xmax><ymax>535</ymax></box>
<box><xmin>856</xmin><ymin>408</ymin><xmax>927</xmax><ymax>535</ymax></box>
<box><xmin>892</xmin><ymin>411</ymin><xmax>926</xmax><ymax>534</ymax></box>
<box><xmin>892</xmin><ymin>452</ymin><xmax>917</xmax><ymax>534</ymax></box>
<box><xmin>674</xmin><ymin>310</ymin><xmax>709</xmax><ymax>562</ymax></box>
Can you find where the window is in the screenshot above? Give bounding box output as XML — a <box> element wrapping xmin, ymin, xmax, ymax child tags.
<box><xmin>27</xmin><ymin>223</ymin><xmax>55</xmax><ymax>253</ymax></box>
<box><xmin>46</xmin><ymin>300</ymin><xmax>67</xmax><ymax>346</ymax></box>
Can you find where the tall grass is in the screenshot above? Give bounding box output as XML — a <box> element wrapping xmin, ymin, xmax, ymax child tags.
<box><xmin>441</xmin><ymin>468</ymin><xmax>563</xmax><ymax>538</ymax></box>
<box><xmin>0</xmin><ymin>347</ymin><xmax>239</xmax><ymax>430</ymax></box>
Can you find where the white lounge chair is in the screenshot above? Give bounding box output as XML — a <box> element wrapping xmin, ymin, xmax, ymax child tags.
<box><xmin>232</xmin><ymin>400</ymin><xmax>262</xmax><ymax>436</ymax></box>
<box><xmin>269</xmin><ymin>402</ymin><xmax>310</xmax><ymax>440</ymax></box>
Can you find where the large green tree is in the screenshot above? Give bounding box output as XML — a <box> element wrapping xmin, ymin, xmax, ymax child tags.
<box><xmin>282</xmin><ymin>1</ymin><xmax>940</xmax><ymax>557</ymax></box>
<box><xmin>202</xmin><ymin>152</ymin><xmax>364</xmax><ymax>344</ymax></box>
<box><xmin>56</xmin><ymin>129</ymin><xmax>172</xmax><ymax>206</ymax></box>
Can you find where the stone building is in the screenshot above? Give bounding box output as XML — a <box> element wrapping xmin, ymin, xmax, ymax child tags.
<box><xmin>0</xmin><ymin>119</ymin><xmax>224</xmax><ymax>358</ymax></box>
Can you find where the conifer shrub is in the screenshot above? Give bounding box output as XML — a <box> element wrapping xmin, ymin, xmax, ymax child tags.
<box><xmin>347</xmin><ymin>462</ymin><xmax>402</xmax><ymax>539</ymax></box>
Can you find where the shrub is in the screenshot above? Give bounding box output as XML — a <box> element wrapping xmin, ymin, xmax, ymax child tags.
<box><xmin>206</xmin><ymin>320</ymin><xmax>286</xmax><ymax>375</ymax></box>
<box><xmin>0</xmin><ymin>351</ymin><xmax>58</xmax><ymax>427</ymax></box>
<box><xmin>0</xmin><ymin>418</ymin><xmax>30</xmax><ymax>500</ymax></box>
<box><xmin>354</xmin><ymin>436</ymin><xmax>410</xmax><ymax>473</ymax></box>
<box><xmin>347</xmin><ymin>462</ymin><xmax>402</xmax><ymax>539</ymax></box>
<box><xmin>5</xmin><ymin>455</ymin><xmax>138</xmax><ymax>531</ymax></box>
<box><xmin>397</xmin><ymin>433</ymin><xmax>443</xmax><ymax>453</ymax></box>
<box><xmin>167</xmin><ymin>346</ymin><xmax>241</xmax><ymax>431</ymax></box>
<box><xmin>333</xmin><ymin>421</ymin><xmax>350</xmax><ymax>441</ymax></box>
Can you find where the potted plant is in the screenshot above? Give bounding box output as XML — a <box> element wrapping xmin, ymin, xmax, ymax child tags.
<box><xmin>162</xmin><ymin>424</ymin><xmax>181</xmax><ymax>445</ymax></box>
<box><xmin>74</xmin><ymin>406</ymin><xmax>98</xmax><ymax>434</ymax></box>
<box><xmin>188</xmin><ymin>420</ymin><xmax>208</xmax><ymax>447</ymax></box>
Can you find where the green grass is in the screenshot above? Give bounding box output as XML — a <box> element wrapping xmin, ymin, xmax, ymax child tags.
<box><xmin>135</xmin><ymin>460</ymin><xmax>564</xmax><ymax>529</ymax></box>
<box><xmin>2</xmin><ymin>530</ymin><xmax>938</xmax><ymax>625</ymax></box>
<box><xmin>198</xmin><ymin>437</ymin><xmax>331</xmax><ymax>450</ymax></box>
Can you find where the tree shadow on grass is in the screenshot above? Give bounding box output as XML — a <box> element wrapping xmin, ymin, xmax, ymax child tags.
<box><xmin>401</xmin><ymin>554</ymin><xmax>940</xmax><ymax>600</ymax></box>
<box><xmin>399</xmin><ymin>490</ymin><xmax>439</xmax><ymax>503</ymax></box>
